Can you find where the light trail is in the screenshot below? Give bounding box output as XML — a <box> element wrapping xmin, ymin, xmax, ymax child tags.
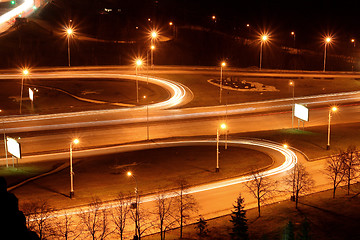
<box><xmin>0</xmin><ymin>0</ymin><xmax>34</xmax><ymax>25</ymax></box>
<box><xmin>28</xmin><ymin>139</ymin><xmax>297</xmax><ymax>221</ymax></box>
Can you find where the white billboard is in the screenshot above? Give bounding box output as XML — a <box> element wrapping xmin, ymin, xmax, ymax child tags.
<box><xmin>6</xmin><ymin>137</ymin><xmax>21</xmax><ymax>159</ymax></box>
<box><xmin>29</xmin><ymin>88</ymin><xmax>33</xmax><ymax>101</ymax></box>
<box><xmin>294</xmin><ymin>104</ymin><xmax>309</xmax><ymax>122</ymax></box>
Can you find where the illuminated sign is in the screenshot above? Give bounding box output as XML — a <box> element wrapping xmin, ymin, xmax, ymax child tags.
<box><xmin>29</xmin><ymin>88</ymin><xmax>33</xmax><ymax>101</ymax></box>
<box><xmin>294</xmin><ymin>104</ymin><xmax>309</xmax><ymax>122</ymax></box>
<box><xmin>6</xmin><ymin>137</ymin><xmax>21</xmax><ymax>159</ymax></box>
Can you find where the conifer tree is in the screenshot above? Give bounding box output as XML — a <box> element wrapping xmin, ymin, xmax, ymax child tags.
<box><xmin>230</xmin><ymin>194</ymin><xmax>249</xmax><ymax>240</ymax></box>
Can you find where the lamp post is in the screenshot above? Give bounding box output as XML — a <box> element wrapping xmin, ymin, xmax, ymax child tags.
<box><xmin>291</xmin><ymin>31</ymin><xmax>295</xmax><ymax>48</ymax></box>
<box><xmin>69</xmin><ymin>138</ymin><xmax>79</xmax><ymax>198</ymax></box>
<box><xmin>351</xmin><ymin>39</ymin><xmax>355</xmax><ymax>71</ymax></box>
<box><xmin>323</xmin><ymin>37</ymin><xmax>331</xmax><ymax>72</ymax></box>
<box><xmin>150</xmin><ymin>44</ymin><xmax>155</xmax><ymax>68</ymax></box>
<box><xmin>143</xmin><ymin>95</ymin><xmax>150</xmax><ymax>141</ymax></box>
<box><xmin>127</xmin><ymin>171</ymin><xmax>139</xmax><ymax>239</ymax></box>
<box><xmin>259</xmin><ymin>35</ymin><xmax>268</xmax><ymax>70</ymax></box>
<box><xmin>327</xmin><ymin>106</ymin><xmax>337</xmax><ymax>150</ymax></box>
<box><xmin>20</xmin><ymin>69</ymin><xmax>29</xmax><ymax>114</ymax></box>
<box><xmin>135</xmin><ymin>59</ymin><xmax>143</xmax><ymax>103</ymax></box>
<box><xmin>66</xmin><ymin>28</ymin><xmax>73</xmax><ymax>67</ymax></box>
<box><xmin>289</xmin><ymin>80</ymin><xmax>295</xmax><ymax>128</ymax></box>
<box><xmin>216</xmin><ymin>123</ymin><xmax>227</xmax><ymax>172</ymax></box>
<box><xmin>150</xmin><ymin>31</ymin><xmax>157</xmax><ymax>68</ymax></box>
<box><xmin>219</xmin><ymin>61</ymin><xmax>226</xmax><ymax>104</ymax></box>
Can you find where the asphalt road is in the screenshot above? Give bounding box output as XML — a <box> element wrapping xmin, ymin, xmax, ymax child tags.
<box><xmin>1</xmin><ymin>66</ymin><xmax>360</xmax><ymax>238</ymax></box>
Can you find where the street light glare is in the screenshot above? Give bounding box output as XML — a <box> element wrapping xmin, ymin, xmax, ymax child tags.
<box><xmin>66</xmin><ymin>28</ymin><xmax>73</xmax><ymax>35</ymax></box>
<box><xmin>325</xmin><ymin>37</ymin><xmax>331</xmax><ymax>43</ymax></box>
<box><xmin>151</xmin><ymin>31</ymin><xmax>157</xmax><ymax>39</ymax></box>
<box><xmin>283</xmin><ymin>144</ymin><xmax>288</xmax><ymax>149</ymax></box>
<box><xmin>331</xmin><ymin>106</ymin><xmax>338</xmax><ymax>112</ymax></box>
<box><xmin>351</xmin><ymin>39</ymin><xmax>355</xmax><ymax>43</ymax></box>
<box><xmin>73</xmin><ymin>139</ymin><xmax>79</xmax><ymax>144</ymax></box>
<box><xmin>127</xmin><ymin>171</ymin><xmax>132</xmax><ymax>177</ymax></box>
<box><xmin>22</xmin><ymin>69</ymin><xmax>29</xmax><ymax>75</ymax></box>
<box><xmin>291</xmin><ymin>31</ymin><xmax>295</xmax><ymax>35</ymax></box>
<box><xmin>289</xmin><ymin>81</ymin><xmax>294</xmax><ymax>86</ymax></box>
<box><xmin>221</xmin><ymin>61</ymin><xmax>226</xmax><ymax>67</ymax></box>
<box><xmin>220</xmin><ymin>123</ymin><xmax>227</xmax><ymax>129</ymax></box>
<box><xmin>136</xmin><ymin>59</ymin><xmax>143</xmax><ymax>66</ymax></box>
<box><xmin>151</xmin><ymin>45</ymin><xmax>155</xmax><ymax>50</ymax></box>
<box><xmin>261</xmin><ymin>35</ymin><xmax>268</xmax><ymax>42</ymax></box>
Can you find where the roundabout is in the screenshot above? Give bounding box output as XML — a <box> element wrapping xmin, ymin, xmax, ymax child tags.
<box><xmin>9</xmin><ymin>138</ymin><xmax>297</xmax><ymax>209</ymax></box>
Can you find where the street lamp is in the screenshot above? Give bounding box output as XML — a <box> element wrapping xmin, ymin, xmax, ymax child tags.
<box><xmin>323</xmin><ymin>37</ymin><xmax>331</xmax><ymax>72</ymax></box>
<box><xmin>259</xmin><ymin>34</ymin><xmax>268</xmax><ymax>70</ymax></box>
<box><xmin>66</xmin><ymin>27</ymin><xmax>73</xmax><ymax>67</ymax></box>
<box><xmin>150</xmin><ymin>31</ymin><xmax>158</xmax><ymax>67</ymax></box>
<box><xmin>69</xmin><ymin>138</ymin><xmax>79</xmax><ymax>198</ymax></box>
<box><xmin>127</xmin><ymin>171</ymin><xmax>139</xmax><ymax>239</ymax></box>
<box><xmin>327</xmin><ymin>106</ymin><xmax>338</xmax><ymax>150</ymax></box>
<box><xmin>216</xmin><ymin>123</ymin><xmax>227</xmax><ymax>172</ymax></box>
<box><xmin>219</xmin><ymin>61</ymin><xmax>226</xmax><ymax>104</ymax></box>
<box><xmin>135</xmin><ymin>59</ymin><xmax>143</xmax><ymax>103</ymax></box>
<box><xmin>20</xmin><ymin>69</ymin><xmax>29</xmax><ymax>114</ymax></box>
<box><xmin>291</xmin><ymin>31</ymin><xmax>295</xmax><ymax>47</ymax></box>
<box><xmin>289</xmin><ymin>80</ymin><xmax>295</xmax><ymax>128</ymax></box>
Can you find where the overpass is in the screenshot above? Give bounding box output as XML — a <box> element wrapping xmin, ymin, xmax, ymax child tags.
<box><xmin>0</xmin><ymin>0</ymin><xmax>48</xmax><ymax>34</ymax></box>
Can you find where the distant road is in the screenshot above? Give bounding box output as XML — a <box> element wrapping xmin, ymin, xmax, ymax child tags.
<box><xmin>1</xmin><ymin>66</ymin><xmax>360</xmax><ymax>160</ymax></box>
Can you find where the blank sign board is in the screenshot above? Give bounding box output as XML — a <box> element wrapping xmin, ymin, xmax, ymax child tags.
<box><xmin>294</xmin><ymin>104</ymin><xmax>309</xmax><ymax>122</ymax></box>
<box><xmin>6</xmin><ymin>137</ymin><xmax>21</xmax><ymax>159</ymax></box>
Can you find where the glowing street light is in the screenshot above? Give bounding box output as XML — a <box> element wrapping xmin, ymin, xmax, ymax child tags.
<box><xmin>66</xmin><ymin>27</ymin><xmax>74</xmax><ymax>67</ymax></box>
<box><xmin>219</xmin><ymin>61</ymin><xmax>226</xmax><ymax>104</ymax></box>
<box><xmin>19</xmin><ymin>69</ymin><xmax>29</xmax><ymax>114</ymax></box>
<box><xmin>291</xmin><ymin>31</ymin><xmax>295</xmax><ymax>47</ymax></box>
<box><xmin>69</xmin><ymin>138</ymin><xmax>79</xmax><ymax>198</ymax></box>
<box><xmin>216</xmin><ymin>123</ymin><xmax>227</xmax><ymax>172</ymax></box>
<box><xmin>135</xmin><ymin>59</ymin><xmax>143</xmax><ymax>103</ymax></box>
<box><xmin>150</xmin><ymin>31</ymin><xmax>158</xmax><ymax>67</ymax></box>
<box><xmin>127</xmin><ymin>171</ymin><xmax>139</xmax><ymax>239</ymax></box>
<box><xmin>289</xmin><ymin>80</ymin><xmax>295</xmax><ymax>128</ymax></box>
<box><xmin>327</xmin><ymin>106</ymin><xmax>338</xmax><ymax>150</ymax></box>
<box><xmin>259</xmin><ymin>34</ymin><xmax>268</xmax><ymax>70</ymax></box>
<box><xmin>323</xmin><ymin>37</ymin><xmax>332</xmax><ymax>72</ymax></box>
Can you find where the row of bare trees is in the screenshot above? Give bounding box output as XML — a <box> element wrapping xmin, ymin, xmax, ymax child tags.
<box><xmin>245</xmin><ymin>161</ymin><xmax>314</xmax><ymax>217</ymax></box>
<box><xmin>21</xmin><ymin>179</ymin><xmax>198</xmax><ymax>240</ymax></box>
<box><xmin>326</xmin><ymin>146</ymin><xmax>360</xmax><ymax>198</ymax></box>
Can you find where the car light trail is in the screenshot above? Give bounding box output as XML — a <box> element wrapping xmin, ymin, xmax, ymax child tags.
<box><xmin>28</xmin><ymin>139</ymin><xmax>297</xmax><ymax>221</ymax></box>
<box><xmin>0</xmin><ymin>0</ymin><xmax>34</xmax><ymax>25</ymax></box>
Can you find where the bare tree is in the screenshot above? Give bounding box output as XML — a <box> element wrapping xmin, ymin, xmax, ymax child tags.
<box><xmin>79</xmin><ymin>198</ymin><xmax>111</xmax><ymax>240</ymax></box>
<box><xmin>153</xmin><ymin>191</ymin><xmax>177</xmax><ymax>240</ymax></box>
<box><xmin>173</xmin><ymin>178</ymin><xmax>198</xmax><ymax>239</ymax></box>
<box><xmin>128</xmin><ymin>194</ymin><xmax>152</xmax><ymax>240</ymax></box>
<box><xmin>21</xmin><ymin>200</ymin><xmax>54</xmax><ymax>240</ymax></box>
<box><xmin>342</xmin><ymin>146</ymin><xmax>360</xmax><ymax>195</ymax></box>
<box><xmin>325</xmin><ymin>151</ymin><xmax>347</xmax><ymax>198</ymax></box>
<box><xmin>245</xmin><ymin>170</ymin><xmax>276</xmax><ymax>217</ymax></box>
<box><xmin>54</xmin><ymin>210</ymin><xmax>82</xmax><ymax>240</ymax></box>
<box><xmin>283</xmin><ymin>162</ymin><xmax>314</xmax><ymax>208</ymax></box>
<box><xmin>111</xmin><ymin>193</ymin><xmax>132</xmax><ymax>240</ymax></box>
